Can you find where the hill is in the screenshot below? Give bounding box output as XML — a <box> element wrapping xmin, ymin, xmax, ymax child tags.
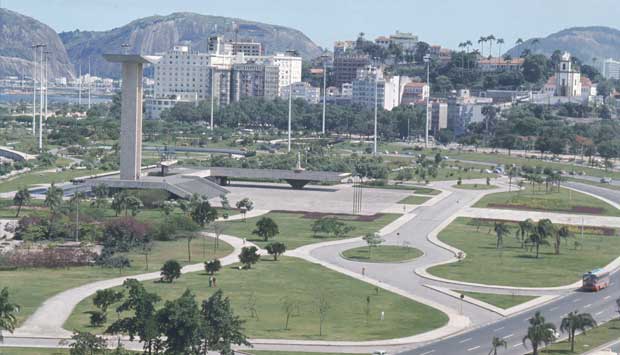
<box><xmin>0</xmin><ymin>8</ymin><xmax>74</xmax><ymax>79</ymax></box>
<box><xmin>60</xmin><ymin>12</ymin><xmax>323</xmax><ymax>79</ymax></box>
<box><xmin>506</xmin><ymin>26</ymin><xmax>620</xmax><ymax>64</ymax></box>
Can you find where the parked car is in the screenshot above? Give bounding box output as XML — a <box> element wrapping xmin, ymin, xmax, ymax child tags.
<box><xmin>601</xmin><ymin>177</ymin><xmax>613</xmax><ymax>184</ymax></box>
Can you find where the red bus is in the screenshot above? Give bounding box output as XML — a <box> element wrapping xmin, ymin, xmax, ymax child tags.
<box><xmin>582</xmin><ymin>269</ymin><xmax>610</xmax><ymax>291</ymax></box>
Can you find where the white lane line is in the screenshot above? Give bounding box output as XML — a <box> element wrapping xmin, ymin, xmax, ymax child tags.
<box><xmin>573</xmin><ymin>298</ymin><xmax>582</xmax><ymax>303</ymax></box>
<box><xmin>420</xmin><ymin>351</ymin><xmax>435</xmax><ymax>355</ymax></box>
<box><xmin>467</xmin><ymin>346</ymin><xmax>481</xmax><ymax>352</ymax></box>
<box><xmin>513</xmin><ymin>343</ymin><xmax>523</xmax><ymax>348</ymax></box>
<box><xmin>584</xmin><ymin>304</ymin><xmax>592</xmax><ymax>309</ymax></box>
<box><xmin>503</xmin><ymin>334</ymin><xmax>514</xmax><ymax>339</ymax></box>
<box><xmin>493</xmin><ymin>326</ymin><xmax>505</xmax><ymax>332</ymax></box>
<box><xmin>604</xmin><ymin>296</ymin><xmax>611</xmax><ymax>300</ymax></box>
<box><xmin>549</xmin><ymin>306</ymin><xmax>559</xmax><ymax>311</ymax></box>
<box><xmin>459</xmin><ymin>338</ymin><xmax>472</xmax><ymax>344</ymax></box>
<box><xmin>596</xmin><ymin>311</ymin><xmax>604</xmax><ymax>316</ymax></box>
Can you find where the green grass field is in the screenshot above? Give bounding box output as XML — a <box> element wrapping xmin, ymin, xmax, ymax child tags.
<box><xmin>456</xmin><ymin>290</ymin><xmax>536</xmax><ymax>309</ymax></box>
<box><xmin>398</xmin><ymin>195</ymin><xmax>432</xmax><ymax>205</ymax></box>
<box><xmin>342</xmin><ymin>245</ymin><xmax>423</xmax><ymax>263</ymax></box>
<box><xmin>453</xmin><ymin>184</ymin><xmax>498</xmax><ymax>190</ymax></box>
<box><xmin>0</xmin><ymin>169</ymin><xmax>105</xmax><ymax>193</ymax></box>
<box><xmin>361</xmin><ymin>183</ymin><xmax>441</xmax><ymax>195</ymax></box>
<box><xmin>474</xmin><ymin>185</ymin><xmax>620</xmax><ymax>216</ymax></box>
<box><xmin>0</xmin><ymin>348</ymin><xmax>70</xmax><ymax>355</ymax></box>
<box><xmin>246</xmin><ymin>352</ymin><xmax>367</xmax><ymax>355</ymax></box>
<box><xmin>223</xmin><ymin>212</ymin><xmax>400</xmax><ymax>250</ymax></box>
<box><xmin>66</xmin><ymin>256</ymin><xmax>448</xmax><ymax>341</ymax></box>
<box><xmin>2</xmin><ymin>237</ymin><xmax>233</xmax><ymax>326</ymax></box>
<box><xmin>538</xmin><ymin>319</ymin><xmax>620</xmax><ymax>354</ymax></box>
<box><xmin>428</xmin><ymin>218</ymin><xmax>620</xmax><ymax>287</ymax></box>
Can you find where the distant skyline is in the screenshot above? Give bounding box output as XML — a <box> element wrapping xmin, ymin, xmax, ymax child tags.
<box><xmin>2</xmin><ymin>0</ymin><xmax>620</xmax><ymax>51</ymax></box>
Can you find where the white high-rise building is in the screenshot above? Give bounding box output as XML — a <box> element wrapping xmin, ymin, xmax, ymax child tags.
<box><xmin>601</xmin><ymin>58</ymin><xmax>620</xmax><ymax>80</ymax></box>
<box><xmin>280</xmin><ymin>82</ymin><xmax>320</xmax><ymax>104</ymax></box>
<box><xmin>352</xmin><ymin>66</ymin><xmax>411</xmax><ymax>111</ymax></box>
<box><xmin>269</xmin><ymin>52</ymin><xmax>302</xmax><ymax>95</ymax></box>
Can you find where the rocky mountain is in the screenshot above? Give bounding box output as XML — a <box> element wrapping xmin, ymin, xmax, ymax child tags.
<box><xmin>60</xmin><ymin>12</ymin><xmax>323</xmax><ymax>79</ymax></box>
<box><xmin>506</xmin><ymin>26</ymin><xmax>620</xmax><ymax>65</ymax></box>
<box><xmin>0</xmin><ymin>8</ymin><xmax>74</xmax><ymax>79</ymax></box>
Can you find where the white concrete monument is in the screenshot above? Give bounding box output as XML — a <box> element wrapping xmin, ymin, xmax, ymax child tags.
<box><xmin>103</xmin><ymin>54</ymin><xmax>159</xmax><ymax>180</ymax></box>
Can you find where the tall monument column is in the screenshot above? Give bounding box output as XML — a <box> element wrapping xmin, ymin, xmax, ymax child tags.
<box><xmin>103</xmin><ymin>55</ymin><xmax>158</xmax><ymax>180</ymax></box>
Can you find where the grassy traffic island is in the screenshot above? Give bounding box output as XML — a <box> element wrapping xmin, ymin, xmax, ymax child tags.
<box><xmin>535</xmin><ymin>318</ymin><xmax>620</xmax><ymax>355</ymax></box>
<box><xmin>342</xmin><ymin>245</ymin><xmax>423</xmax><ymax>263</ymax></box>
<box><xmin>474</xmin><ymin>184</ymin><xmax>620</xmax><ymax>216</ymax></box>
<box><xmin>398</xmin><ymin>195</ymin><xmax>432</xmax><ymax>205</ymax></box>
<box><xmin>428</xmin><ymin>218</ymin><xmax>620</xmax><ymax>288</ymax></box>
<box><xmin>67</xmin><ymin>256</ymin><xmax>449</xmax><ymax>341</ymax></box>
<box><xmin>453</xmin><ymin>183</ymin><xmax>498</xmax><ymax>190</ymax></box>
<box><xmin>224</xmin><ymin>211</ymin><xmax>401</xmax><ymax>250</ymax></box>
<box><xmin>455</xmin><ymin>290</ymin><xmax>537</xmax><ymax>309</ymax></box>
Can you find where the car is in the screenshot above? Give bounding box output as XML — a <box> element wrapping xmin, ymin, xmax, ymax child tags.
<box><xmin>373</xmin><ymin>351</ymin><xmax>388</xmax><ymax>355</ymax></box>
<box><xmin>601</xmin><ymin>177</ymin><xmax>613</xmax><ymax>184</ymax></box>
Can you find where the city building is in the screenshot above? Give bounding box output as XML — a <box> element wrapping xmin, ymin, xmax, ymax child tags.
<box><xmin>375</xmin><ymin>36</ymin><xmax>390</xmax><ymax>48</ymax></box>
<box><xmin>600</xmin><ymin>58</ymin><xmax>620</xmax><ymax>80</ymax></box>
<box><xmin>334</xmin><ymin>40</ymin><xmax>356</xmax><ymax>56</ymax></box>
<box><xmin>554</xmin><ymin>52</ymin><xmax>581</xmax><ymax>97</ymax></box>
<box><xmin>269</xmin><ymin>51</ymin><xmax>303</xmax><ymax>95</ymax></box>
<box><xmin>447</xmin><ymin>89</ymin><xmax>494</xmax><ymax>136</ymax></box>
<box><xmin>429</xmin><ymin>45</ymin><xmax>453</xmax><ymax>64</ymax></box>
<box><xmin>431</xmin><ymin>101</ymin><xmax>448</xmax><ymax>136</ymax></box>
<box><xmin>208</xmin><ymin>36</ymin><xmax>263</xmax><ymax>56</ymax></box>
<box><xmin>280</xmin><ymin>81</ymin><xmax>320</xmax><ymax>104</ymax></box>
<box><xmin>231</xmin><ymin>62</ymin><xmax>279</xmax><ymax>102</ymax></box>
<box><xmin>333</xmin><ymin>52</ymin><xmax>370</xmax><ymax>87</ymax></box>
<box><xmin>352</xmin><ymin>66</ymin><xmax>411</xmax><ymax>111</ymax></box>
<box><xmin>401</xmin><ymin>82</ymin><xmax>429</xmax><ymax>105</ymax></box>
<box><xmin>477</xmin><ymin>57</ymin><xmax>524</xmax><ymax>72</ymax></box>
<box><xmin>389</xmin><ymin>31</ymin><xmax>418</xmax><ymax>52</ymax></box>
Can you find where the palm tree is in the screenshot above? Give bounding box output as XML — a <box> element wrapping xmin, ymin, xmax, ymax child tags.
<box><xmin>532</xmin><ymin>38</ymin><xmax>540</xmax><ymax>52</ymax></box>
<box><xmin>516</xmin><ymin>38</ymin><xmax>524</xmax><ymax>46</ymax></box>
<box><xmin>489</xmin><ymin>336</ymin><xmax>507</xmax><ymax>355</ymax></box>
<box><xmin>517</xmin><ymin>219</ymin><xmax>534</xmax><ymax>248</ymax></box>
<box><xmin>111</xmin><ymin>190</ymin><xmax>130</xmax><ymax>217</ymax></box>
<box><xmin>507</xmin><ymin>166</ymin><xmax>518</xmax><ymax>191</ymax></box>
<box><xmin>496</xmin><ymin>38</ymin><xmax>505</xmax><ymax>64</ymax></box>
<box><xmin>44</xmin><ymin>183</ymin><xmax>64</xmax><ymax>238</ymax></box>
<box><xmin>478</xmin><ymin>36</ymin><xmax>487</xmax><ymax>57</ymax></box>
<box><xmin>560</xmin><ymin>311</ymin><xmax>597</xmax><ymax>352</ymax></box>
<box><xmin>523</xmin><ymin>312</ymin><xmax>557</xmax><ymax>355</ymax></box>
<box><xmin>554</xmin><ymin>226</ymin><xmax>572</xmax><ymax>255</ymax></box>
<box><xmin>70</xmin><ymin>192</ymin><xmax>85</xmax><ymax>242</ymax></box>
<box><xmin>13</xmin><ymin>187</ymin><xmax>31</xmax><ymax>217</ymax></box>
<box><xmin>0</xmin><ymin>287</ymin><xmax>19</xmax><ymax>342</ymax></box>
<box><xmin>528</xmin><ymin>231</ymin><xmax>550</xmax><ymax>258</ymax></box>
<box><xmin>487</xmin><ymin>35</ymin><xmax>496</xmax><ymax>59</ymax></box>
<box><xmin>494</xmin><ymin>222</ymin><xmax>510</xmax><ymax>249</ymax></box>
<box><xmin>458</xmin><ymin>42</ymin><xmax>467</xmax><ymax>69</ymax></box>
<box><xmin>91</xmin><ymin>184</ymin><xmax>109</xmax><ymax>209</ymax></box>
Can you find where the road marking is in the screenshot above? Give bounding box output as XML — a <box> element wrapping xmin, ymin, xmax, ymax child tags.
<box><xmin>549</xmin><ymin>306</ymin><xmax>559</xmax><ymax>311</ymax></box>
<box><xmin>493</xmin><ymin>326</ymin><xmax>505</xmax><ymax>332</ymax></box>
<box><xmin>584</xmin><ymin>304</ymin><xmax>592</xmax><ymax>308</ymax></box>
<box><xmin>503</xmin><ymin>334</ymin><xmax>514</xmax><ymax>339</ymax></box>
<box><xmin>604</xmin><ymin>296</ymin><xmax>611</xmax><ymax>300</ymax></box>
<box><xmin>596</xmin><ymin>311</ymin><xmax>604</xmax><ymax>316</ymax></box>
<box><xmin>459</xmin><ymin>337</ymin><xmax>472</xmax><ymax>343</ymax></box>
<box><xmin>513</xmin><ymin>343</ymin><xmax>523</xmax><ymax>348</ymax></box>
<box><xmin>420</xmin><ymin>351</ymin><xmax>435</xmax><ymax>355</ymax></box>
<box><xmin>467</xmin><ymin>346</ymin><xmax>481</xmax><ymax>352</ymax></box>
<box><xmin>573</xmin><ymin>298</ymin><xmax>582</xmax><ymax>303</ymax></box>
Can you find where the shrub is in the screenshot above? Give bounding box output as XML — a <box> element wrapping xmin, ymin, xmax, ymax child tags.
<box><xmin>5</xmin><ymin>246</ymin><xmax>96</xmax><ymax>268</ymax></box>
<box><xmin>204</xmin><ymin>259</ymin><xmax>222</xmax><ymax>275</ymax></box>
<box><xmin>161</xmin><ymin>259</ymin><xmax>182</xmax><ymax>282</ymax></box>
<box><xmin>101</xmin><ymin>217</ymin><xmax>149</xmax><ymax>252</ymax></box>
<box><xmin>129</xmin><ymin>189</ymin><xmax>171</xmax><ymax>209</ymax></box>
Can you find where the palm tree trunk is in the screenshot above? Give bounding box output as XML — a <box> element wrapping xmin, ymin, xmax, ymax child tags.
<box><xmin>16</xmin><ymin>204</ymin><xmax>22</xmax><ymax>217</ymax></box>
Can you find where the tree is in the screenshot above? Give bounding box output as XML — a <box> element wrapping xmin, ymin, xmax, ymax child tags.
<box><xmin>316</xmin><ymin>292</ymin><xmax>330</xmax><ymax>336</ymax></box>
<box><xmin>516</xmin><ymin>219</ymin><xmax>534</xmax><ymax>248</ymax></box>
<box><xmin>489</xmin><ymin>336</ymin><xmax>507</xmax><ymax>355</ymax></box>
<box><xmin>252</xmin><ymin>217</ymin><xmax>279</xmax><ymax>242</ymax></box>
<box><xmin>560</xmin><ymin>311</ymin><xmax>597</xmax><ymax>352</ymax></box>
<box><xmin>191</xmin><ymin>200</ymin><xmax>218</xmax><ymax>228</ymax></box>
<box><xmin>494</xmin><ymin>222</ymin><xmax>510</xmax><ymax>249</ymax></box>
<box><xmin>111</xmin><ymin>190</ymin><xmax>130</xmax><ymax>217</ymax></box>
<box><xmin>265</xmin><ymin>242</ymin><xmax>286</xmax><ymax>261</ymax></box>
<box><xmin>555</xmin><ymin>226</ymin><xmax>572</xmax><ymax>255</ymax></box>
<box><xmin>66</xmin><ymin>330</ymin><xmax>107</xmax><ymax>355</ymax></box>
<box><xmin>0</xmin><ymin>287</ymin><xmax>19</xmax><ymax>341</ymax></box>
<box><xmin>91</xmin><ymin>184</ymin><xmax>109</xmax><ymax>209</ymax></box>
<box><xmin>281</xmin><ymin>296</ymin><xmax>299</xmax><ymax>330</ymax></box>
<box><xmin>13</xmin><ymin>187</ymin><xmax>31</xmax><ymax>217</ymax></box>
<box><xmin>522</xmin><ymin>312</ymin><xmax>557</xmax><ymax>355</ymax></box>
<box><xmin>311</xmin><ymin>217</ymin><xmax>354</xmax><ymax>238</ymax></box>
<box><xmin>106</xmin><ymin>279</ymin><xmax>162</xmax><ymax>355</ymax></box>
<box><xmin>125</xmin><ymin>196</ymin><xmax>143</xmax><ymax>217</ymax></box>
<box><xmin>522</xmin><ymin>55</ymin><xmax>549</xmax><ymax>83</ymax></box>
<box><xmin>362</xmin><ymin>233</ymin><xmax>383</xmax><ymax>257</ymax></box>
<box><xmin>156</xmin><ymin>289</ymin><xmax>202</xmax><ymax>354</ymax></box>
<box><xmin>236</xmin><ymin>198</ymin><xmax>254</xmax><ymax>221</ymax></box>
<box><xmin>204</xmin><ymin>259</ymin><xmax>222</xmax><ymax>275</ymax></box>
<box><xmin>44</xmin><ymin>183</ymin><xmax>63</xmax><ymax>237</ymax></box>
<box><xmin>528</xmin><ymin>231</ymin><xmax>550</xmax><ymax>258</ymax></box>
<box><xmin>238</xmin><ymin>246</ymin><xmax>260</xmax><ymax>269</ymax></box>
<box><xmin>93</xmin><ymin>289</ymin><xmax>124</xmax><ymax>322</ymax></box>
<box><xmin>200</xmin><ymin>289</ymin><xmax>250</xmax><ymax>355</ymax></box>
<box><xmin>160</xmin><ymin>260</ymin><xmax>182</xmax><ymax>283</ymax></box>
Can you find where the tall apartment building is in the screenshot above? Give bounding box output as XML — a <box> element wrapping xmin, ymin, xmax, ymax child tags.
<box><xmin>431</xmin><ymin>101</ymin><xmax>448</xmax><ymax>136</ymax></box>
<box><xmin>333</xmin><ymin>52</ymin><xmax>370</xmax><ymax>87</ymax></box>
<box><xmin>389</xmin><ymin>31</ymin><xmax>418</xmax><ymax>52</ymax></box>
<box><xmin>352</xmin><ymin>66</ymin><xmax>411</xmax><ymax>111</ymax></box>
<box><xmin>447</xmin><ymin>89</ymin><xmax>493</xmax><ymax>136</ymax></box>
<box><xmin>280</xmin><ymin>82</ymin><xmax>320</xmax><ymax>104</ymax></box>
<box><xmin>269</xmin><ymin>51</ymin><xmax>303</xmax><ymax>95</ymax></box>
<box><xmin>153</xmin><ymin>45</ymin><xmax>211</xmax><ymax>99</ymax></box>
<box><xmin>231</xmin><ymin>62</ymin><xmax>279</xmax><ymax>102</ymax></box>
<box><xmin>601</xmin><ymin>58</ymin><xmax>620</xmax><ymax>80</ymax></box>
<box><xmin>208</xmin><ymin>36</ymin><xmax>263</xmax><ymax>56</ymax></box>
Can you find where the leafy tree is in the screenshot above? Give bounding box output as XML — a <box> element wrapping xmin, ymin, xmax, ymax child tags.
<box><xmin>66</xmin><ymin>330</ymin><xmax>107</xmax><ymax>355</ymax></box>
<box><xmin>238</xmin><ymin>246</ymin><xmax>260</xmax><ymax>269</ymax></box>
<box><xmin>160</xmin><ymin>260</ymin><xmax>182</xmax><ymax>283</ymax></box>
<box><xmin>265</xmin><ymin>242</ymin><xmax>287</xmax><ymax>261</ymax></box>
<box><xmin>13</xmin><ymin>187</ymin><xmax>31</xmax><ymax>217</ymax></box>
<box><xmin>156</xmin><ymin>289</ymin><xmax>203</xmax><ymax>354</ymax></box>
<box><xmin>106</xmin><ymin>279</ymin><xmax>162</xmax><ymax>355</ymax></box>
<box><xmin>489</xmin><ymin>336</ymin><xmax>507</xmax><ymax>355</ymax></box>
<box><xmin>91</xmin><ymin>184</ymin><xmax>109</xmax><ymax>209</ymax></box>
<box><xmin>316</xmin><ymin>292</ymin><xmax>330</xmax><ymax>336</ymax></box>
<box><xmin>0</xmin><ymin>287</ymin><xmax>19</xmax><ymax>341</ymax></box>
<box><xmin>522</xmin><ymin>312</ymin><xmax>557</xmax><ymax>355</ymax></box>
<box><xmin>554</xmin><ymin>226</ymin><xmax>572</xmax><ymax>255</ymax></box>
<box><xmin>236</xmin><ymin>198</ymin><xmax>254</xmax><ymax>221</ymax></box>
<box><xmin>560</xmin><ymin>311</ymin><xmax>597</xmax><ymax>352</ymax></box>
<box><xmin>311</xmin><ymin>217</ymin><xmax>354</xmax><ymax>238</ymax></box>
<box><xmin>200</xmin><ymin>289</ymin><xmax>250</xmax><ymax>355</ymax></box>
<box><xmin>191</xmin><ymin>200</ymin><xmax>218</xmax><ymax>228</ymax></box>
<box><xmin>44</xmin><ymin>183</ymin><xmax>63</xmax><ymax>237</ymax></box>
<box><xmin>281</xmin><ymin>296</ymin><xmax>299</xmax><ymax>330</ymax></box>
<box><xmin>111</xmin><ymin>190</ymin><xmax>130</xmax><ymax>217</ymax></box>
<box><xmin>522</xmin><ymin>55</ymin><xmax>549</xmax><ymax>83</ymax></box>
<box><xmin>516</xmin><ymin>219</ymin><xmax>534</xmax><ymax>248</ymax></box>
<box><xmin>362</xmin><ymin>233</ymin><xmax>384</xmax><ymax>257</ymax></box>
<box><xmin>93</xmin><ymin>289</ymin><xmax>124</xmax><ymax>319</ymax></box>
<box><xmin>252</xmin><ymin>217</ymin><xmax>279</xmax><ymax>242</ymax></box>
<box><xmin>204</xmin><ymin>259</ymin><xmax>222</xmax><ymax>275</ymax></box>
<box><xmin>125</xmin><ymin>196</ymin><xmax>143</xmax><ymax>217</ymax></box>
<box><xmin>86</xmin><ymin>310</ymin><xmax>107</xmax><ymax>328</ymax></box>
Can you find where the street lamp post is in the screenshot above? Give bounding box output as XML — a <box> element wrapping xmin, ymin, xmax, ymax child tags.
<box><xmin>31</xmin><ymin>44</ymin><xmax>39</xmax><ymax>137</ymax></box>
<box><xmin>38</xmin><ymin>45</ymin><xmax>46</xmax><ymax>152</ymax></box>
<box><xmin>373</xmin><ymin>66</ymin><xmax>379</xmax><ymax>155</ymax></box>
<box><xmin>210</xmin><ymin>66</ymin><xmax>215</xmax><ymax>131</ymax></box>
<box><xmin>288</xmin><ymin>66</ymin><xmax>293</xmax><ymax>153</ymax></box>
<box><xmin>424</xmin><ymin>54</ymin><xmax>431</xmax><ymax>148</ymax></box>
<box><xmin>321</xmin><ymin>56</ymin><xmax>328</xmax><ymax>135</ymax></box>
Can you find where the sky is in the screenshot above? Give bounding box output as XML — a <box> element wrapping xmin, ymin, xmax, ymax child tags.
<box><xmin>2</xmin><ymin>0</ymin><xmax>620</xmax><ymax>51</ymax></box>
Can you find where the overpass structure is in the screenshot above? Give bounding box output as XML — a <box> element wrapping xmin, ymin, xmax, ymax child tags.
<box><xmin>0</xmin><ymin>146</ymin><xmax>37</xmax><ymax>161</ymax></box>
<box><xmin>204</xmin><ymin>167</ymin><xmax>350</xmax><ymax>189</ymax></box>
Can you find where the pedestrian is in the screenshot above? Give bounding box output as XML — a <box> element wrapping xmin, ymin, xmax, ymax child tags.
<box><xmin>208</xmin><ymin>277</ymin><xmax>212</xmax><ymax>288</ymax></box>
<box><xmin>380</xmin><ymin>311</ymin><xmax>385</xmax><ymax>321</ymax></box>
<box><xmin>362</xmin><ymin>267</ymin><xmax>365</xmax><ymax>276</ymax></box>
<box><xmin>213</xmin><ymin>276</ymin><xmax>217</xmax><ymax>287</ymax></box>
<box><xmin>243</xmin><ymin>238</ymin><xmax>246</xmax><ymax>245</ymax></box>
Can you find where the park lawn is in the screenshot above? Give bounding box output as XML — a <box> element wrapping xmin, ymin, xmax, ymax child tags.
<box><xmin>538</xmin><ymin>319</ymin><xmax>620</xmax><ymax>354</ymax></box>
<box><xmin>223</xmin><ymin>212</ymin><xmax>401</xmax><ymax>250</ymax></box>
<box><xmin>361</xmin><ymin>183</ymin><xmax>441</xmax><ymax>195</ymax></box>
<box><xmin>453</xmin><ymin>184</ymin><xmax>498</xmax><ymax>190</ymax></box>
<box><xmin>246</xmin><ymin>352</ymin><xmax>367</xmax><ymax>355</ymax></box>
<box><xmin>0</xmin><ymin>168</ymin><xmax>105</xmax><ymax>193</ymax></box>
<box><xmin>474</xmin><ymin>185</ymin><xmax>620</xmax><ymax>216</ymax></box>
<box><xmin>66</xmin><ymin>256</ymin><xmax>448</xmax><ymax>341</ymax></box>
<box><xmin>0</xmin><ymin>348</ymin><xmax>70</xmax><ymax>355</ymax></box>
<box><xmin>455</xmin><ymin>290</ymin><xmax>536</xmax><ymax>309</ymax></box>
<box><xmin>342</xmin><ymin>245</ymin><xmax>423</xmax><ymax>263</ymax></box>
<box><xmin>428</xmin><ymin>218</ymin><xmax>620</xmax><ymax>287</ymax></box>
<box><xmin>2</xmin><ymin>237</ymin><xmax>233</xmax><ymax>326</ymax></box>
<box><xmin>398</xmin><ymin>195</ymin><xmax>432</xmax><ymax>205</ymax></box>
